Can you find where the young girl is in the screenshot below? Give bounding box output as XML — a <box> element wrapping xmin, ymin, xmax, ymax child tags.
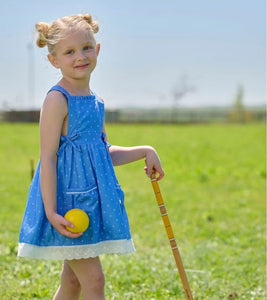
<box><xmin>18</xmin><ymin>14</ymin><xmax>164</xmax><ymax>300</ymax></box>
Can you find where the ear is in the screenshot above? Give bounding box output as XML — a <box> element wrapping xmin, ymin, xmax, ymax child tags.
<box><xmin>48</xmin><ymin>54</ymin><xmax>60</xmax><ymax>69</ymax></box>
<box><xmin>96</xmin><ymin>43</ymin><xmax>100</xmax><ymax>56</ymax></box>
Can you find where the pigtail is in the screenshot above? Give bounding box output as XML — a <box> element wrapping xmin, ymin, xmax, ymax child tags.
<box><xmin>35</xmin><ymin>22</ymin><xmax>51</xmax><ymax>48</ymax></box>
<box><xmin>82</xmin><ymin>14</ymin><xmax>99</xmax><ymax>34</ymax></box>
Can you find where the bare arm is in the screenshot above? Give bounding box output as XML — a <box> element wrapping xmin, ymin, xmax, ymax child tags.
<box><xmin>102</xmin><ymin>124</ymin><xmax>164</xmax><ymax>180</ymax></box>
<box><xmin>40</xmin><ymin>91</ymin><xmax>81</xmax><ymax>238</ymax></box>
<box><xmin>110</xmin><ymin>145</ymin><xmax>164</xmax><ymax>180</ymax></box>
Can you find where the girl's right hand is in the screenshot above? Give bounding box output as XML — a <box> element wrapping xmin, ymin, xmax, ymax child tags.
<box><xmin>47</xmin><ymin>212</ymin><xmax>83</xmax><ymax>238</ymax></box>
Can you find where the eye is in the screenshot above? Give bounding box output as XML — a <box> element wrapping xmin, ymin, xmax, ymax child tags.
<box><xmin>65</xmin><ymin>49</ymin><xmax>74</xmax><ymax>55</ymax></box>
<box><xmin>84</xmin><ymin>45</ymin><xmax>93</xmax><ymax>51</ymax></box>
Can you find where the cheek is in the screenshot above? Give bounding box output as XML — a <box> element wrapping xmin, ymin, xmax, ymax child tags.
<box><xmin>88</xmin><ymin>52</ymin><xmax>98</xmax><ymax>61</ymax></box>
<box><xmin>61</xmin><ymin>58</ymin><xmax>73</xmax><ymax>67</ymax></box>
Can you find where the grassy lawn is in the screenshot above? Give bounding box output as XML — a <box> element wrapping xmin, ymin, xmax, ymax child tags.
<box><xmin>0</xmin><ymin>122</ymin><xmax>265</xmax><ymax>299</ymax></box>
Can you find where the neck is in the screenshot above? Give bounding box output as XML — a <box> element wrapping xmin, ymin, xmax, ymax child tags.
<box><xmin>58</xmin><ymin>77</ymin><xmax>91</xmax><ymax>95</ymax></box>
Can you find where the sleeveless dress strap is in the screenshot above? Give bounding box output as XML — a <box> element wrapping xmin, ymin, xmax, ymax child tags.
<box><xmin>48</xmin><ymin>85</ymin><xmax>71</xmax><ymax>98</ymax></box>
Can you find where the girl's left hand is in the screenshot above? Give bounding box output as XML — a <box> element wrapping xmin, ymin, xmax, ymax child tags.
<box><xmin>144</xmin><ymin>147</ymin><xmax>165</xmax><ymax>180</ymax></box>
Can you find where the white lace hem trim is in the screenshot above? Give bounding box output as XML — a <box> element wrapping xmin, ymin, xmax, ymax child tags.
<box><xmin>18</xmin><ymin>239</ymin><xmax>135</xmax><ymax>260</ymax></box>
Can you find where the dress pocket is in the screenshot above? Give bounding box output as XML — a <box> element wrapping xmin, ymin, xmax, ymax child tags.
<box><xmin>115</xmin><ymin>184</ymin><xmax>125</xmax><ymax>216</ymax></box>
<box><xmin>66</xmin><ymin>185</ymin><xmax>98</xmax><ymax>197</ymax></box>
<box><xmin>64</xmin><ymin>185</ymin><xmax>100</xmax><ymax>237</ymax></box>
<box><xmin>116</xmin><ymin>184</ymin><xmax>124</xmax><ymax>204</ymax></box>
<box><xmin>64</xmin><ymin>185</ymin><xmax>99</xmax><ymax>213</ymax></box>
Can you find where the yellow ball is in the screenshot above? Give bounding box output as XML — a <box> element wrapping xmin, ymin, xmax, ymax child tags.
<box><xmin>64</xmin><ymin>209</ymin><xmax>89</xmax><ymax>233</ymax></box>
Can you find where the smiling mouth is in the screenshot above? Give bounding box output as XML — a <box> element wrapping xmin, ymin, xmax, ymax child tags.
<box><xmin>75</xmin><ymin>64</ymin><xmax>89</xmax><ymax>69</ymax></box>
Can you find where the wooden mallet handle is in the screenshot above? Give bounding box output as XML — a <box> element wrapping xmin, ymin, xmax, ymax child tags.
<box><xmin>150</xmin><ymin>174</ymin><xmax>194</xmax><ymax>300</ymax></box>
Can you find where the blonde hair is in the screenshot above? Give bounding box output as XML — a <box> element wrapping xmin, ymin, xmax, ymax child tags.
<box><xmin>35</xmin><ymin>14</ymin><xmax>99</xmax><ymax>55</ymax></box>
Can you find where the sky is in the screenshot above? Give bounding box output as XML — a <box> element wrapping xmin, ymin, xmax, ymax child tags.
<box><xmin>0</xmin><ymin>0</ymin><xmax>265</xmax><ymax>109</ymax></box>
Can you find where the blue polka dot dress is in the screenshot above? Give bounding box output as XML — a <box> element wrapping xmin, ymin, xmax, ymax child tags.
<box><xmin>18</xmin><ymin>85</ymin><xmax>135</xmax><ymax>260</ymax></box>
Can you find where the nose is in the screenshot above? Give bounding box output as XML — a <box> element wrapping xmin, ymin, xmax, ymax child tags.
<box><xmin>76</xmin><ymin>50</ymin><xmax>86</xmax><ymax>60</ymax></box>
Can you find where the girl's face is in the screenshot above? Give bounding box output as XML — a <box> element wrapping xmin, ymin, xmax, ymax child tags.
<box><xmin>48</xmin><ymin>28</ymin><xmax>100</xmax><ymax>82</ymax></box>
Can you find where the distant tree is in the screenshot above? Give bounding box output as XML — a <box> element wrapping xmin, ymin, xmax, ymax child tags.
<box><xmin>171</xmin><ymin>75</ymin><xmax>196</xmax><ymax>122</ymax></box>
<box><xmin>229</xmin><ymin>85</ymin><xmax>252</xmax><ymax>123</ymax></box>
<box><xmin>172</xmin><ymin>75</ymin><xmax>196</xmax><ymax>108</ymax></box>
<box><xmin>234</xmin><ymin>85</ymin><xmax>244</xmax><ymax>110</ymax></box>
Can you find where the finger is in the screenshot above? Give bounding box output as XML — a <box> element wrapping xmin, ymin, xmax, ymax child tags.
<box><xmin>59</xmin><ymin>214</ymin><xmax>75</xmax><ymax>228</ymax></box>
<box><xmin>154</xmin><ymin>168</ymin><xmax>165</xmax><ymax>181</ymax></box>
<box><xmin>63</xmin><ymin>219</ymin><xmax>74</xmax><ymax>228</ymax></box>
<box><xmin>149</xmin><ymin>169</ymin><xmax>157</xmax><ymax>180</ymax></box>
<box><xmin>146</xmin><ymin>165</ymin><xmax>153</xmax><ymax>178</ymax></box>
<box><xmin>61</xmin><ymin>226</ymin><xmax>83</xmax><ymax>238</ymax></box>
<box><xmin>156</xmin><ymin>172</ymin><xmax>164</xmax><ymax>181</ymax></box>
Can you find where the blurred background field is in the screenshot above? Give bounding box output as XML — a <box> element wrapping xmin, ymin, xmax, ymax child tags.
<box><xmin>0</xmin><ymin>122</ymin><xmax>265</xmax><ymax>299</ymax></box>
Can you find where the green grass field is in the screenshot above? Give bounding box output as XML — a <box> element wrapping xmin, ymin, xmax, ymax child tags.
<box><xmin>0</xmin><ymin>123</ymin><xmax>265</xmax><ymax>300</ymax></box>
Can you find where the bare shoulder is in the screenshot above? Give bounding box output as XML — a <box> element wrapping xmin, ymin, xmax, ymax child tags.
<box><xmin>41</xmin><ymin>90</ymin><xmax>68</xmax><ymax>117</ymax></box>
<box><xmin>40</xmin><ymin>90</ymin><xmax>68</xmax><ymax>142</ymax></box>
